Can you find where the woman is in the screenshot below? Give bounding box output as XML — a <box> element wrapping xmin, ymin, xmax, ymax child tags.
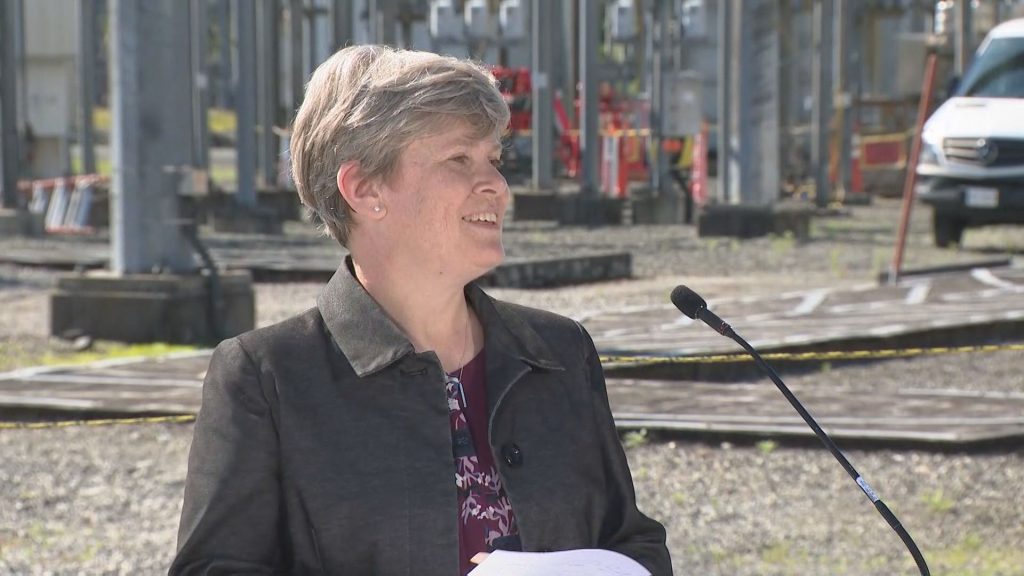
<box><xmin>171</xmin><ymin>45</ymin><xmax>671</xmax><ymax>576</ymax></box>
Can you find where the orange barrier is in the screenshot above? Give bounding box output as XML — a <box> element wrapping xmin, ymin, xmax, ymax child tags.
<box><xmin>860</xmin><ymin>133</ymin><xmax>908</xmax><ymax>170</ymax></box>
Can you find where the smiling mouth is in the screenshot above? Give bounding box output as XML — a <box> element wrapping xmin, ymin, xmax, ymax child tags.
<box><xmin>462</xmin><ymin>212</ymin><xmax>499</xmax><ymax>224</ymax></box>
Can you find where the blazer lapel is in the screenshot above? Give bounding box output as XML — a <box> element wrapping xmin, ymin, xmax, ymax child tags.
<box><xmin>466</xmin><ymin>285</ymin><xmax>565</xmax><ymax>428</ymax></box>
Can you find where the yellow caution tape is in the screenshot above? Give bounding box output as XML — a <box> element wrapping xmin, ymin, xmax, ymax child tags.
<box><xmin>2</xmin><ymin>343</ymin><xmax>1020</xmax><ymax>430</ymax></box>
<box><xmin>600</xmin><ymin>343</ymin><xmax>1024</xmax><ymax>366</ymax></box>
<box><xmin>0</xmin><ymin>414</ymin><xmax>195</xmax><ymax>431</ymax></box>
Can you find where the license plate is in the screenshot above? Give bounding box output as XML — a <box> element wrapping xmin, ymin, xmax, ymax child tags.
<box><xmin>965</xmin><ymin>186</ymin><xmax>999</xmax><ymax>208</ymax></box>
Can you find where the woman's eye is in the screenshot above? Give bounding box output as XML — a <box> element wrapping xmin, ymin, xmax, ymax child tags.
<box><xmin>450</xmin><ymin>155</ymin><xmax>470</xmax><ymax>165</ymax></box>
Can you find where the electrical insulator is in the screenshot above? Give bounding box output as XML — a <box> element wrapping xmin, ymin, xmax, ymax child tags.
<box><xmin>429</xmin><ymin>0</ymin><xmax>463</xmax><ymax>41</ymax></box>
<box><xmin>610</xmin><ymin>0</ymin><xmax>636</xmax><ymax>42</ymax></box>
<box><xmin>499</xmin><ymin>0</ymin><xmax>526</xmax><ymax>41</ymax></box>
<box><xmin>464</xmin><ymin>0</ymin><xmax>495</xmax><ymax>40</ymax></box>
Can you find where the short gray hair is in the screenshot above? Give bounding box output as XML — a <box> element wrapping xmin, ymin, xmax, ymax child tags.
<box><xmin>290</xmin><ymin>45</ymin><xmax>510</xmax><ymax>246</ymax></box>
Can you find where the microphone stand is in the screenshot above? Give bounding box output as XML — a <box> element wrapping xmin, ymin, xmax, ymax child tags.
<box><xmin>674</xmin><ymin>286</ymin><xmax>930</xmax><ymax>576</ymax></box>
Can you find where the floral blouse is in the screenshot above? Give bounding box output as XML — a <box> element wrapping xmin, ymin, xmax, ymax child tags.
<box><xmin>446</xmin><ymin>349</ymin><xmax>518</xmax><ymax>575</ymax></box>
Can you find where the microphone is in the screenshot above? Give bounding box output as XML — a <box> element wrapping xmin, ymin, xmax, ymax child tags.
<box><xmin>671</xmin><ymin>285</ymin><xmax>930</xmax><ymax>576</ymax></box>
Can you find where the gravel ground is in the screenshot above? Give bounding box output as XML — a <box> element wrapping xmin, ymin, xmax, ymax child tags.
<box><xmin>2</xmin><ymin>198</ymin><xmax>1024</xmax><ymax>575</ymax></box>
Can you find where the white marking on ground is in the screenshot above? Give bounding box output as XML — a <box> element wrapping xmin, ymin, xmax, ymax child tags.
<box><xmin>788</xmin><ymin>289</ymin><xmax>830</xmax><ymax>316</ymax></box>
<box><xmin>904</xmin><ymin>282</ymin><xmax>931</xmax><ymax>305</ymax></box>
<box><xmin>972</xmin><ymin>268</ymin><xmax>1024</xmax><ymax>292</ymax></box>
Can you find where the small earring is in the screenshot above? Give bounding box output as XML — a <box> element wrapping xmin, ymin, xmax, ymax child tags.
<box><xmin>373</xmin><ymin>206</ymin><xmax>382</xmax><ymax>213</ymax></box>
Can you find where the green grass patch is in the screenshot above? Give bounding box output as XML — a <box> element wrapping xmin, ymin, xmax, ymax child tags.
<box><xmin>921</xmin><ymin>489</ymin><xmax>956</xmax><ymax>514</ymax></box>
<box><xmin>770</xmin><ymin>231</ymin><xmax>796</xmax><ymax>255</ymax></box>
<box><xmin>38</xmin><ymin>342</ymin><xmax>198</xmax><ymax>366</ymax></box>
<box><xmin>759</xmin><ymin>540</ymin><xmax>809</xmax><ymax>570</ymax></box>
<box><xmin>0</xmin><ymin>341</ymin><xmax>198</xmax><ymax>372</ymax></box>
<box><xmin>623</xmin><ymin>428</ymin><xmax>649</xmax><ymax>449</ymax></box>
<box><xmin>931</xmin><ymin>533</ymin><xmax>1024</xmax><ymax>576</ymax></box>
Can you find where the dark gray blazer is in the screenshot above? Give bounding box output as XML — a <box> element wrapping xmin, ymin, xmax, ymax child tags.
<box><xmin>171</xmin><ymin>260</ymin><xmax>671</xmax><ymax>575</ymax></box>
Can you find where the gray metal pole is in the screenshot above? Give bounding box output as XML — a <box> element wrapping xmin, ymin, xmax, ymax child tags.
<box><xmin>308</xmin><ymin>0</ymin><xmax>318</xmax><ymax>64</ymax></box>
<box><xmin>650</xmin><ymin>0</ymin><xmax>666</xmax><ymax>197</ymax></box>
<box><xmin>110</xmin><ymin>0</ymin><xmax>195</xmax><ymax>274</ymax></box>
<box><xmin>1</xmin><ymin>0</ymin><xmax>21</xmax><ymax>209</ymax></box>
<box><xmin>954</xmin><ymin>0</ymin><xmax>972</xmax><ymax>76</ymax></box>
<box><xmin>12</xmin><ymin>0</ymin><xmax>25</xmax><ymax>137</ymax></box>
<box><xmin>258</xmin><ymin>0</ymin><xmax>279</xmax><ymax>188</ymax></box>
<box><xmin>531</xmin><ymin>0</ymin><xmax>553</xmax><ymax>191</ymax></box>
<box><xmin>734</xmin><ymin>0</ymin><xmax>779</xmax><ymax>206</ymax></box>
<box><xmin>578</xmin><ymin>0</ymin><xmax>599</xmax><ymax>198</ymax></box>
<box><xmin>657</xmin><ymin>0</ymin><xmax>672</xmax><ymax>196</ymax></box>
<box><xmin>735</xmin><ymin>0</ymin><xmax>751</xmax><ymax>203</ymax></box>
<box><xmin>778</xmin><ymin>0</ymin><xmax>791</xmax><ymax>193</ymax></box>
<box><xmin>379</xmin><ymin>0</ymin><xmax>397</xmax><ymax>46</ymax></box>
<box><xmin>716</xmin><ymin>0</ymin><xmax>731</xmax><ymax>204</ymax></box>
<box><xmin>367</xmin><ymin>0</ymin><xmax>377</xmax><ymax>43</ymax></box>
<box><xmin>236</xmin><ymin>0</ymin><xmax>257</xmax><ymax>204</ymax></box>
<box><xmin>331</xmin><ymin>0</ymin><xmax>352</xmax><ymax>50</ymax></box>
<box><xmin>836</xmin><ymin>0</ymin><xmax>852</xmax><ymax>197</ymax></box>
<box><xmin>191</xmin><ymin>0</ymin><xmax>210</xmax><ymax>175</ymax></box>
<box><xmin>290</xmin><ymin>0</ymin><xmax>304</xmax><ymax>111</ymax></box>
<box><xmin>218</xmin><ymin>0</ymin><xmax>233</xmax><ymax>108</ymax></box>
<box><xmin>812</xmin><ymin>0</ymin><xmax>833</xmax><ymax>208</ymax></box>
<box><xmin>79</xmin><ymin>0</ymin><xmax>98</xmax><ymax>175</ymax></box>
<box><xmin>560</xmin><ymin>0</ymin><xmax>575</xmax><ymax>130</ymax></box>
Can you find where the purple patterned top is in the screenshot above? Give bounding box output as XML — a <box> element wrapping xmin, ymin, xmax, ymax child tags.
<box><xmin>446</xmin><ymin>349</ymin><xmax>518</xmax><ymax>575</ymax></box>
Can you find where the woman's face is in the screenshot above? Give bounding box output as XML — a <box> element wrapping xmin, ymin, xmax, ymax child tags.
<box><xmin>377</xmin><ymin>120</ymin><xmax>509</xmax><ymax>282</ymax></box>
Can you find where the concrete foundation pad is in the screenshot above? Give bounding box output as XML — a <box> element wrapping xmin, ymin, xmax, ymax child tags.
<box><xmin>512</xmin><ymin>192</ymin><xmax>625</xmax><ymax>225</ymax></box>
<box><xmin>558</xmin><ymin>196</ymin><xmax>626</xmax><ymax>225</ymax></box>
<box><xmin>511</xmin><ymin>192</ymin><xmax>561</xmax><ymax>221</ymax></box>
<box><xmin>697</xmin><ymin>203</ymin><xmax>813</xmax><ymax>239</ymax></box>
<box><xmin>209</xmin><ymin>204</ymin><xmax>283</xmax><ymax>235</ymax></box>
<box><xmin>478</xmin><ymin>253</ymin><xmax>632</xmax><ymax>288</ymax></box>
<box><xmin>630</xmin><ymin>192</ymin><xmax>693</xmax><ymax>225</ymax></box>
<box><xmin>50</xmin><ymin>270</ymin><xmax>254</xmax><ymax>344</ymax></box>
<box><xmin>0</xmin><ymin>208</ymin><xmax>45</xmax><ymax>236</ymax></box>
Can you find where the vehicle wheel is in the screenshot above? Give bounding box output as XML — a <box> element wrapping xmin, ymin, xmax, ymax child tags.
<box><xmin>933</xmin><ymin>214</ymin><xmax>965</xmax><ymax>248</ymax></box>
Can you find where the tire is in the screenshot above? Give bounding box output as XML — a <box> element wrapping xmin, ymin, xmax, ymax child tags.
<box><xmin>933</xmin><ymin>213</ymin><xmax>965</xmax><ymax>248</ymax></box>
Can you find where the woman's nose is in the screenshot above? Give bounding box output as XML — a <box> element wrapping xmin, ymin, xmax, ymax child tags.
<box><xmin>477</xmin><ymin>164</ymin><xmax>508</xmax><ymax>196</ymax></box>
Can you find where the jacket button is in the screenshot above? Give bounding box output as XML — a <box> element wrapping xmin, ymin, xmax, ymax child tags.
<box><xmin>501</xmin><ymin>443</ymin><xmax>523</xmax><ymax>468</ymax></box>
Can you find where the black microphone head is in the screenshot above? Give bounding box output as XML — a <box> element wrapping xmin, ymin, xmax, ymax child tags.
<box><xmin>671</xmin><ymin>285</ymin><xmax>707</xmax><ymax>319</ymax></box>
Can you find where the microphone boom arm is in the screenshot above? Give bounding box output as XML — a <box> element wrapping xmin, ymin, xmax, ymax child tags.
<box><xmin>675</xmin><ymin>287</ymin><xmax>930</xmax><ymax>576</ymax></box>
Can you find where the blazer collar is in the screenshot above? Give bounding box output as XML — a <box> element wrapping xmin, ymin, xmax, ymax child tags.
<box><xmin>317</xmin><ymin>257</ymin><xmax>563</xmax><ymax>378</ymax></box>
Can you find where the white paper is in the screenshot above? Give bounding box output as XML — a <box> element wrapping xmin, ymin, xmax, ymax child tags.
<box><xmin>467</xmin><ymin>549</ymin><xmax>651</xmax><ymax>576</ymax></box>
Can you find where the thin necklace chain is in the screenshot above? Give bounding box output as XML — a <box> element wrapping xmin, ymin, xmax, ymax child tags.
<box><xmin>457</xmin><ymin>307</ymin><xmax>471</xmax><ymax>383</ymax></box>
<box><xmin>452</xmin><ymin>307</ymin><xmax>471</xmax><ymax>410</ymax></box>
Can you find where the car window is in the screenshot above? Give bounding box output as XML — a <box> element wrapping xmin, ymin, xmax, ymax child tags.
<box><xmin>959</xmin><ymin>37</ymin><xmax>1024</xmax><ymax>98</ymax></box>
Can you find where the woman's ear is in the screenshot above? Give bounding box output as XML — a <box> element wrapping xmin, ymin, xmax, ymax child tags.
<box><xmin>337</xmin><ymin>161</ymin><xmax>386</xmax><ymax>220</ymax></box>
